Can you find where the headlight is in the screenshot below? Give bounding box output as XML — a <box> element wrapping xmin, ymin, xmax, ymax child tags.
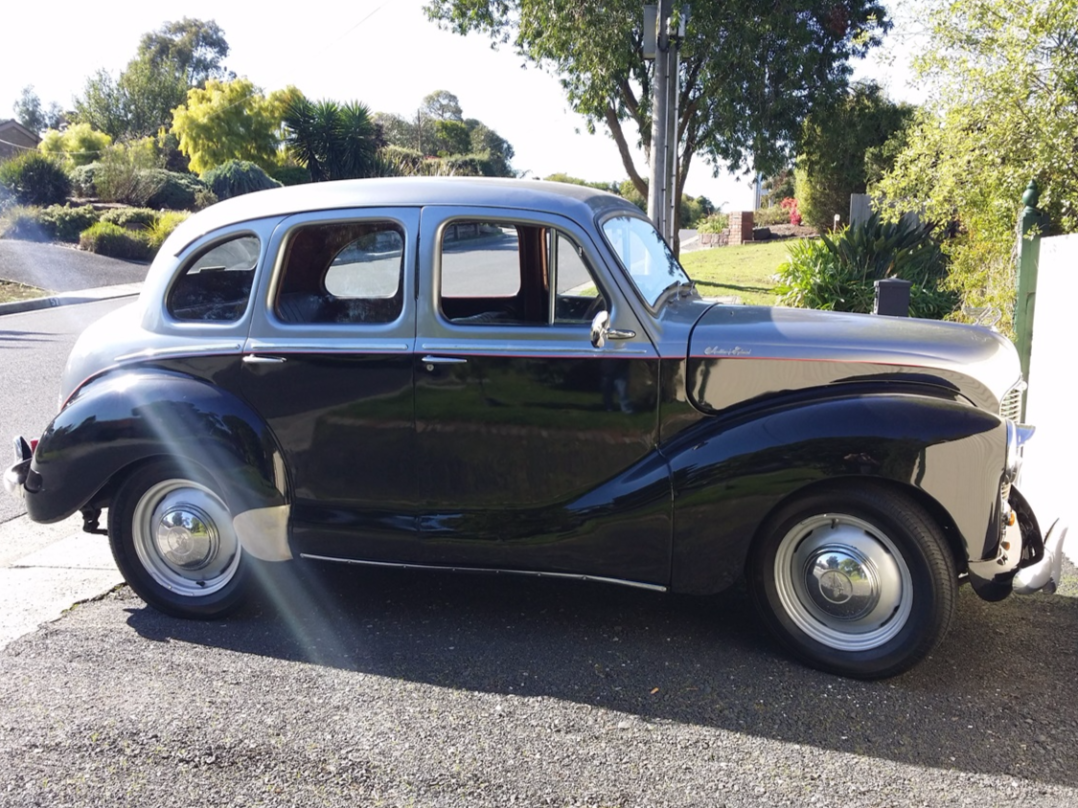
<box><xmin>1004</xmin><ymin>421</ymin><xmax>1035</xmax><ymax>483</ymax></box>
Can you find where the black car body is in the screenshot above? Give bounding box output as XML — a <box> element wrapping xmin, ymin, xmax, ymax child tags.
<box><xmin>5</xmin><ymin>178</ymin><xmax>1066</xmax><ymax>678</ymax></box>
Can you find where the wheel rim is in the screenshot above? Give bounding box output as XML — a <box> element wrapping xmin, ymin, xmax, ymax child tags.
<box><xmin>773</xmin><ymin>513</ymin><xmax>913</xmax><ymax>652</ymax></box>
<box><xmin>131</xmin><ymin>478</ymin><xmax>241</xmax><ymax>597</ymax></box>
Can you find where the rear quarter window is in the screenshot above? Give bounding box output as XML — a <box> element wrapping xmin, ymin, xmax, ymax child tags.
<box><xmin>167</xmin><ymin>234</ymin><xmax>260</xmax><ymax>322</ymax></box>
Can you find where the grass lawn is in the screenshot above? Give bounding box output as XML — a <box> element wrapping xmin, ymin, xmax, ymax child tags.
<box><xmin>680</xmin><ymin>239</ymin><xmax>797</xmax><ymax>306</ymax></box>
<box><xmin>0</xmin><ymin>280</ymin><xmax>46</xmax><ymax>305</ymax></box>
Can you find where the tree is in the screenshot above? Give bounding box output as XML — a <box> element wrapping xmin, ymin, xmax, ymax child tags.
<box><xmin>13</xmin><ymin>86</ymin><xmax>64</xmax><ymax>134</ymax></box>
<box><xmin>138</xmin><ymin>18</ymin><xmax>231</xmax><ymax>88</ymax></box>
<box><xmin>422</xmin><ymin>90</ymin><xmax>463</xmax><ymax>121</ymax></box>
<box><xmin>432</xmin><ymin>119</ymin><xmax>472</xmax><ymax>156</ymax></box>
<box><xmin>39</xmin><ymin>123</ymin><xmax>112</xmax><ymax>167</ymax></box>
<box><xmin>878</xmin><ymin>0</ymin><xmax>1078</xmax><ymax>331</ymax></box>
<box><xmin>74</xmin><ymin>18</ymin><xmax>230</xmax><ymax>142</ymax></box>
<box><xmin>427</xmin><ymin>0</ymin><xmax>889</xmax><ymax>231</ymax></box>
<box><xmin>283</xmin><ymin>95</ymin><xmax>385</xmax><ymax>181</ymax></box>
<box><xmin>171</xmin><ymin>79</ymin><xmax>282</xmax><ymax>174</ymax></box>
<box><xmin>469</xmin><ymin>122</ymin><xmax>515</xmax><ymax>176</ymax></box>
<box><xmin>796</xmin><ymin>82</ymin><xmax>914</xmax><ymax>230</ymax></box>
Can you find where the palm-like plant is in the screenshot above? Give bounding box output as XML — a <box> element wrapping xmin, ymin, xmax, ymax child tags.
<box><xmin>282</xmin><ymin>96</ymin><xmax>384</xmax><ymax>181</ymax></box>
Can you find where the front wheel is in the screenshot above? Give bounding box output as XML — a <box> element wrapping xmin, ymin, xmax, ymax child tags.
<box><xmin>108</xmin><ymin>460</ymin><xmax>248</xmax><ymax>619</ymax></box>
<box><xmin>749</xmin><ymin>484</ymin><xmax>957</xmax><ymax>679</ymax></box>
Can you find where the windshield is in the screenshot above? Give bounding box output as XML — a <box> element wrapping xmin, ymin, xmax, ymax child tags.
<box><xmin>601</xmin><ymin>215</ymin><xmax>692</xmax><ymax>308</ymax></box>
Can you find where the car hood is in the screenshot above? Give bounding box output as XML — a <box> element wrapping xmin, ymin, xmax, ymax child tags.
<box><xmin>687</xmin><ymin>305</ymin><xmax>1023</xmax><ymax>416</ymax></box>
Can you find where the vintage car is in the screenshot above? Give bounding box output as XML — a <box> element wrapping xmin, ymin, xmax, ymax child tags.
<box><xmin>4</xmin><ymin>178</ymin><xmax>1067</xmax><ymax>678</ymax></box>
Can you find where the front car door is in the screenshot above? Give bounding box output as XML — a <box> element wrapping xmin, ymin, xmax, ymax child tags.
<box><xmin>240</xmin><ymin>207</ymin><xmax>420</xmax><ymax>561</ymax></box>
<box><xmin>412</xmin><ymin>206</ymin><xmax>671</xmax><ymax>585</ymax></box>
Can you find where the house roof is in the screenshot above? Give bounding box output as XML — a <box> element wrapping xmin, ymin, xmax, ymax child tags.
<box><xmin>0</xmin><ymin>119</ymin><xmax>41</xmax><ymax>146</ymax></box>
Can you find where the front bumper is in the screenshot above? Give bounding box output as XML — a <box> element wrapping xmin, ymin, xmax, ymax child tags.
<box><xmin>1014</xmin><ymin>519</ymin><xmax>1069</xmax><ymax>595</ymax></box>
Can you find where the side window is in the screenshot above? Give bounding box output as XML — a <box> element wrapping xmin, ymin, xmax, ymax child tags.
<box><xmin>168</xmin><ymin>234</ymin><xmax>259</xmax><ymax>322</ymax></box>
<box><xmin>275</xmin><ymin>221</ymin><xmax>404</xmax><ymax>325</ymax></box>
<box><xmin>438</xmin><ymin>220</ymin><xmax>606</xmax><ymax>326</ymax></box>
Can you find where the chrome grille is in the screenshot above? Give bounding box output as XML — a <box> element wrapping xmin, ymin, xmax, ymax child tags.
<box><xmin>999</xmin><ymin>383</ymin><xmax>1025</xmax><ymax>422</ymax></box>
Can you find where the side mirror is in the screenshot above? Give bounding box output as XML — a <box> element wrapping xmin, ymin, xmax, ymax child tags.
<box><xmin>590</xmin><ymin>310</ymin><xmax>610</xmax><ymax>348</ymax></box>
<box><xmin>590</xmin><ymin>310</ymin><xmax>636</xmax><ymax>348</ymax></box>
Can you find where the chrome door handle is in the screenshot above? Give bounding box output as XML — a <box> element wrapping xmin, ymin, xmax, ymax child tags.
<box><xmin>421</xmin><ymin>356</ymin><xmax>468</xmax><ymax>364</ymax></box>
<box><xmin>243</xmin><ymin>354</ymin><xmax>287</xmax><ymax>364</ymax></box>
<box><xmin>607</xmin><ymin>329</ymin><xmax>636</xmax><ymax>340</ymax></box>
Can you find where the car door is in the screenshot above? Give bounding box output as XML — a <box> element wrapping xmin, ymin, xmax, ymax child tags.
<box><xmin>412</xmin><ymin>206</ymin><xmax>671</xmax><ymax>585</ymax></box>
<box><xmin>240</xmin><ymin>207</ymin><xmax>420</xmax><ymax>561</ymax></box>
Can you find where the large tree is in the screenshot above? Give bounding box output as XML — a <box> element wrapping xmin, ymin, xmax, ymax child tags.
<box><xmin>797</xmin><ymin>82</ymin><xmax>914</xmax><ymax>230</ymax></box>
<box><xmin>12</xmin><ymin>86</ymin><xmax>64</xmax><ymax>134</ymax></box>
<box><xmin>878</xmin><ymin>0</ymin><xmax>1078</xmax><ymax>331</ymax></box>
<box><xmin>427</xmin><ymin>0</ymin><xmax>889</xmax><ymax>216</ymax></box>
<box><xmin>74</xmin><ymin>18</ymin><xmax>230</xmax><ymax>141</ymax></box>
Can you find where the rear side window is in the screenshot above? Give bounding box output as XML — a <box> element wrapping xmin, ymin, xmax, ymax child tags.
<box><xmin>168</xmin><ymin>234</ymin><xmax>260</xmax><ymax>322</ymax></box>
<box><xmin>275</xmin><ymin>221</ymin><xmax>404</xmax><ymax>325</ymax></box>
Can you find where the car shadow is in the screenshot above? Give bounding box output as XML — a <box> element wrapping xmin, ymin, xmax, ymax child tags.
<box><xmin>125</xmin><ymin>559</ymin><xmax>1078</xmax><ymax>788</ymax></box>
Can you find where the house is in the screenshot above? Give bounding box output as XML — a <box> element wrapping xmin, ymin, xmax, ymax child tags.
<box><xmin>0</xmin><ymin>119</ymin><xmax>41</xmax><ymax>162</ymax></box>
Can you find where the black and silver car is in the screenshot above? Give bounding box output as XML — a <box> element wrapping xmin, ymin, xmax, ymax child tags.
<box><xmin>4</xmin><ymin>178</ymin><xmax>1066</xmax><ymax>678</ymax></box>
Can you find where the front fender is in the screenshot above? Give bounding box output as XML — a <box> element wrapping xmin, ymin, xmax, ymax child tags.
<box><xmin>665</xmin><ymin>392</ymin><xmax>1006</xmax><ymax>594</ymax></box>
<box><xmin>25</xmin><ymin>368</ymin><xmax>287</xmax><ymax>531</ymax></box>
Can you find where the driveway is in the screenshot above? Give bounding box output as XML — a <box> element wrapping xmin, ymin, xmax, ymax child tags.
<box><xmin>0</xmin><ymin>563</ymin><xmax>1076</xmax><ymax>806</ymax></box>
<box><xmin>0</xmin><ymin>240</ymin><xmax>148</xmax><ymax>292</ymax></box>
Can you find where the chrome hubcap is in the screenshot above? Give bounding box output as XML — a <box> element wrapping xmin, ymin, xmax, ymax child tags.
<box><xmin>132</xmin><ymin>479</ymin><xmax>240</xmax><ymax>597</ymax></box>
<box><xmin>774</xmin><ymin>514</ymin><xmax>912</xmax><ymax>651</ymax></box>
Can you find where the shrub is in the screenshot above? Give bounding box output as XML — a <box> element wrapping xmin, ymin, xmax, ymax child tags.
<box><xmin>70</xmin><ymin>163</ymin><xmax>100</xmax><ymax>197</ymax></box>
<box><xmin>0</xmin><ymin>206</ymin><xmax>49</xmax><ymax>241</ymax></box>
<box><xmin>78</xmin><ymin>222</ymin><xmax>152</xmax><ymax>261</ymax></box>
<box><xmin>39</xmin><ymin>204</ymin><xmax>99</xmax><ymax>242</ymax></box>
<box><xmin>202</xmin><ymin>160</ymin><xmax>281</xmax><ymax>200</ymax></box>
<box><xmin>269</xmin><ymin>164</ymin><xmax>312</xmax><ymax>186</ymax></box>
<box><xmin>141</xmin><ymin>170</ymin><xmax>208</xmax><ymax>210</ymax></box>
<box><xmin>95</xmin><ymin>141</ymin><xmax>164</xmax><ymax>206</ymax></box>
<box><xmin>39</xmin><ymin>124</ymin><xmax>112</xmax><ymax>167</ymax></box>
<box><xmin>774</xmin><ymin>213</ymin><xmax>957</xmax><ymax>319</ymax></box>
<box><xmin>0</xmin><ymin>152</ymin><xmax>71</xmax><ymax>206</ymax></box>
<box><xmin>697</xmin><ymin>212</ymin><xmax>729</xmax><ymax>234</ymax></box>
<box><xmin>753</xmin><ymin>207</ymin><xmax>790</xmax><ymax>227</ymax></box>
<box><xmin>146</xmin><ymin>211</ymin><xmax>189</xmax><ymax>252</ymax></box>
<box><xmin>193</xmin><ymin>187</ymin><xmax>218</xmax><ymax>210</ymax></box>
<box><xmin>100</xmin><ymin>207</ymin><xmax>160</xmax><ymax>229</ymax></box>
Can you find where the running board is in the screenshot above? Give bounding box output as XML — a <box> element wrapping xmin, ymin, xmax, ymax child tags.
<box><xmin>299</xmin><ymin>553</ymin><xmax>668</xmax><ymax>593</ymax></box>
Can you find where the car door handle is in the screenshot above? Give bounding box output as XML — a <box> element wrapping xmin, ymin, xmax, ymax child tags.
<box><xmin>421</xmin><ymin>356</ymin><xmax>468</xmax><ymax>364</ymax></box>
<box><xmin>243</xmin><ymin>354</ymin><xmax>287</xmax><ymax>364</ymax></box>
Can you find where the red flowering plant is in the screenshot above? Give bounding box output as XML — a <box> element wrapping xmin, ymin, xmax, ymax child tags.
<box><xmin>780</xmin><ymin>197</ymin><xmax>802</xmax><ymax>225</ymax></box>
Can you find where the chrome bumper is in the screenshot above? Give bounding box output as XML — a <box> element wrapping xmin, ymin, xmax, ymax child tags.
<box><xmin>1014</xmin><ymin>519</ymin><xmax>1068</xmax><ymax>595</ymax></box>
<box><xmin>3</xmin><ymin>436</ymin><xmax>32</xmax><ymax>500</ymax></box>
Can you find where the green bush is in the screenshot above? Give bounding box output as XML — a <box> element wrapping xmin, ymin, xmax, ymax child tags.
<box><xmin>0</xmin><ymin>206</ymin><xmax>49</xmax><ymax>241</ymax></box>
<box><xmin>774</xmin><ymin>213</ymin><xmax>957</xmax><ymax>319</ymax></box>
<box><xmin>0</xmin><ymin>152</ymin><xmax>71</xmax><ymax>206</ymax></box>
<box><xmin>100</xmin><ymin>207</ymin><xmax>159</xmax><ymax>229</ymax></box>
<box><xmin>39</xmin><ymin>124</ymin><xmax>112</xmax><ymax>168</ymax></box>
<box><xmin>141</xmin><ymin>170</ymin><xmax>208</xmax><ymax>210</ymax></box>
<box><xmin>39</xmin><ymin>204</ymin><xmax>99</xmax><ymax>242</ymax></box>
<box><xmin>146</xmin><ymin>211</ymin><xmax>189</xmax><ymax>252</ymax></box>
<box><xmin>269</xmin><ymin>164</ymin><xmax>312</xmax><ymax>186</ymax></box>
<box><xmin>78</xmin><ymin>221</ymin><xmax>152</xmax><ymax>260</ymax></box>
<box><xmin>69</xmin><ymin>163</ymin><xmax>99</xmax><ymax>197</ymax></box>
<box><xmin>202</xmin><ymin>160</ymin><xmax>282</xmax><ymax>200</ymax></box>
<box><xmin>753</xmin><ymin>207</ymin><xmax>791</xmax><ymax>227</ymax></box>
<box><xmin>697</xmin><ymin>212</ymin><xmax>729</xmax><ymax>234</ymax></box>
<box><xmin>193</xmin><ymin>187</ymin><xmax>218</xmax><ymax>210</ymax></box>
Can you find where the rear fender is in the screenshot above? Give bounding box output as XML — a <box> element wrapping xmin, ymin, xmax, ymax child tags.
<box><xmin>25</xmin><ymin>368</ymin><xmax>290</xmax><ymax>559</ymax></box>
<box><xmin>665</xmin><ymin>393</ymin><xmax>1006</xmax><ymax>594</ymax></box>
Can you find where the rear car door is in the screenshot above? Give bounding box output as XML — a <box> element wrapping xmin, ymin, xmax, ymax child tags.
<box><xmin>240</xmin><ymin>207</ymin><xmax>420</xmax><ymax>561</ymax></box>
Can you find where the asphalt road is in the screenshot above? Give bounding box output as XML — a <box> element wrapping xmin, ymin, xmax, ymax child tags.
<box><xmin>0</xmin><ymin>563</ymin><xmax>1076</xmax><ymax>807</ymax></box>
<box><xmin>0</xmin><ymin>240</ymin><xmax>148</xmax><ymax>292</ymax></box>
<box><xmin>0</xmin><ymin>297</ymin><xmax>132</xmax><ymax>524</ymax></box>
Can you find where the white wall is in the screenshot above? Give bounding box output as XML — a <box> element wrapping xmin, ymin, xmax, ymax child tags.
<box><xmin>1020</xmin><ymin>233</ymin><xmax>1078</xmax><ymax>563</ymax></box>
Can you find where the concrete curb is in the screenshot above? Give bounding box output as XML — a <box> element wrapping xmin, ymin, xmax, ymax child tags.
<box><xmin>0</xmin><ymin>283</ymin><xmax>142</xmax><ymax>316</ymax></box>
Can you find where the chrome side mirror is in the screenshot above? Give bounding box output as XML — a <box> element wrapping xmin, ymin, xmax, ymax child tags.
<box><xmin>590</xmin><ymin>310</ymin><xmax>610</xmax><ymax>348</ymax></box>
<box><xmin>590</xmin><ymin>310</ymin><xmax>636</xmax><ymax>348</ymax></box>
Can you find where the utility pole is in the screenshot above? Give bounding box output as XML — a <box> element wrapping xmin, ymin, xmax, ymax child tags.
<box><xmin>646</xmin><ymin>1</ymin><xmax>672</xmax><ymax>239</ymax></box>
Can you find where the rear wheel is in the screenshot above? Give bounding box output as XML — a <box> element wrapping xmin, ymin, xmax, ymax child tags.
<box><xmin>108</xmin><ymin>461</ymin><xmax>248</xmax><ymax>619</ymax></box>
<box><xmin>749</xmin><ymin>484</ymin><xmax>957</xmax><ymax>679</ymax></box>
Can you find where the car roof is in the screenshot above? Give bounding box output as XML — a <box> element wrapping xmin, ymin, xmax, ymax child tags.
<box><xmin>165</xmin><ymin>177</ymin><xmax>642</xmax><ymax>254</ymax></box>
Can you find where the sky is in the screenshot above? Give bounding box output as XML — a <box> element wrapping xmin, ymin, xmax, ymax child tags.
<box><xmin>3</xmin><ymin>0</ymin><xmax>923</xmax><ymax>213</ymax></box>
